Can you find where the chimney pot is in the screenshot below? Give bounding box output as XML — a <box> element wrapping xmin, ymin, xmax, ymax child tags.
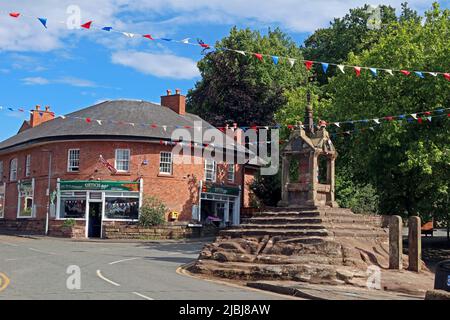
<box><xmin>166</xmin><ymin>89</ymin><xmax>172</xmax><ymax>96</ymax></box>
<box><xmin>45</xmin><ymin>106</ymin><xmax>50</xmax><ymax>111</ymax></box>
<box><xmin>175</xmin><ymin>89</ymin><xmax>181</xmax><ymax>95</ymax></box>
<box><xmin>161</xmin><ymin>89</ymin><xmax>186</xmax><ymax>115</ymax></box>
<box><xmin>36</xmin><ymin>105</ymin><xmax>41</xmax><ymax>111</ymax></box>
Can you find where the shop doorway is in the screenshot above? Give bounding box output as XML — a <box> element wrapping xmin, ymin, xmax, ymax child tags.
<box><xmin>88</xmin><ymin>202</ymin><xmax>102</xmax><ymax>238</ymax></box>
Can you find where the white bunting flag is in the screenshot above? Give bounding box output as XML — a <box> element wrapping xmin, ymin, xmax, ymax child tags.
<box><xmin>427</xmin><ymin>116</ymin><xmax>432</xmax><ymax>122</ymax></box>
<box><xmin>374</xmin><ymin>119</ymin><xmax>380</xmax><ymax>124</ymax></box>
<box><xmin>60</xmin><ymin>115</ymin><xmax>66</xmax><ymax>119</ymax></box>
<box><xmin>337</xmin><ymin>65</ymin><xmax>345</xmax><ymax>74</ymax></box>
<box><xmin>162</xmin><ymin>125</ymin><xmax>167</xmax><ymax>132</ymax></box>
<box><xmin>181</xmin><ymin>38</ymin><xmax>190</xmax><ymax>44</ymax></box>
<box><xmin>122</xmin><ymin>32</ymin><xmax>135</xmax><ymax>38</ymax></box>
<box><xmin>429</xmin><ymin>72</ymin><xmax>438</xmax><ymax>77</ymax></box>
<box><xmin>235</xmin><ymin>50</ymin><xmax>246</xmax><ymax>56</ymax></box>
<box><xmin>385</xmin><ymin>69</ymin><xmax>393</xmax><ymax>76</ymax></box>
<box><xmin>288</xmin><ymin>58</ymin><xmax>296</xmax><ymax>67</ymax></box>
<box><xmin>411</xmin><ymin>113</ymin><xmax>417</xmax><ymax>119</ymax></box>
<box><xmin>334</xmin><ymin>122</ymin><xmax>340</xmax><ymax>127</ymax></box>
<box><xmin>130</xmin><ymin>122</ymin><xmax>135</xmax><ymax>126</ymax></box>
<box><xmin>96</xmin><ymin>120</ymin><xmax>102</xmax><ymax>125</ymax></box>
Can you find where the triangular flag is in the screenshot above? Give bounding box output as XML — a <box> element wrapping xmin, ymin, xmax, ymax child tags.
<box><xmin>38</xmin><ymin>18</ymin><xmax>48</xmax><ymax>28</ymax></box>
<box><xmin>414</xmin><ymin>71</ymin><xmax>425</xmax><ymax>79</ymax></box>
<box><xmin>162</xmin><ymin>125</ymin><xmax>167</xmax><ymax>132</ymax></box>
<box><xmin>354</xmin><ymin>67</ymin><xmax>361</xmax><ymax>77</ymax></box>
<box><xmin>385</xmin><ymin>69</ymin><xmax>393</xmax><ymax>76</ymax></box>
<box><xmin>9</xmin><ymin>12</ymin><xmax>20</xmax><ymax>18</ymax></box>
<box><xmin>444</xmin><ymin>73</ymin><xmax>450</xmax><ymax>81</ymax></box>
<box><xmin>304</xmin><ymin>61</ymin><xmax>313</xmax><ymax>70</ymax></box>
<box><xmin>321</xmin><ymin>63</ymin><xmax>329</xmax><ymax>74</ymax></box>
<box><xmin>181</xmin><ymin>38</ymin><xmax>190</xmax><ymax>44</ymax></box>
<box><xmin>373</xmin><ymin>119</ymin><xmax>380</xmax><ymax>124</ymax></box>
<box><xmin>288</xmin><ymin>58</ymin><xmax>295</xmax><ymax>67</ymax></box>
<box><xmin>161</xmin><ymin>38</ymin><xmax>172</xmax><ymax>42</ymax></box>
<box><xmin>429</xmin><ymin>72</ymin><xmax>437</xmax><ymax>77</ymax></box>
<box><xmin>81</xmin><ymin>21</ymin><xmax>92</xmax><ymax>29</ymax></box>
<box><xmin>254</xmin><ymin>53</ymin><xmax>263</xmax><ymax>61</ymax></box>
<box><xmin>85</xmin><ymin>118</ymin><xmax>92</xmax><ymax>123</ymax></box>
<box><xmin>60</xmin><ymin>115</ymin><xmax>66</xmax><ymax>120</ymax></box>
<box><xmin>417</xmin><ymin>118</ymin><xmax>423</xmax><ymax>124</ymax></box>
<box><xmin>102</xmin><ymin>27</ymin><xmax>113</xmax><ymax>31</ymax></box>
<box><xmin>143</xmin><ymin>34</ymin><xmax>154</xmax><ymax>40</ymax></box>
<box><xmin>334</xmin><ymin>123</ymin><xmax>340</xmax><ymax>127</ymax></box>
<box><xmin>369</xmin><ymin>68</ymin><xmax>378</xmax><ymax>77</ymax></box>
<box><xmin>271</xmin><ymin>56</ymin><xmax>279</xmax><ymax>65</ymax></box>
<box><xmin>235</xmin><ymin>50</ymin><xmax>246</xmax><ymax>56</ymax></box>
<box><xmin>337</xmin><ymin>65</ymin><xmax>345</xmax><ymax>74</ymax></box>
<box><xmin>427</xmin><ymin>116</ymin><xmax>432</xmax><ymax>122</ymax></box>
<box><xmin>400</xmin><ymin>70</ymin><xmax>411</xmax><ymax>76</ymax></box>
<box><xmin>96</xmin><ymin>120</ymin><xmax>102</xmax><ymax>125</ymax></box>
<box><xmin>122</xmin><ymin>32</ymin><xmax>135</xmax><ymax>38</ymax></box>
<box><xmin>411</xmin><ymin>113</ymin><xmax>417</xmax><ymax>119</ymax></box>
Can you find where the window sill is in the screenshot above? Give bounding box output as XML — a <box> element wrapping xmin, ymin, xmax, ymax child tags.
<box><xmin>157</xmin><ymin>174</ymin><xmax>174</xmax><ymax>178</ymax></box>
<box><xmin>114</xmin><ymin>172</ymin><xmax>131</xmax><ymax>176</ymax></box>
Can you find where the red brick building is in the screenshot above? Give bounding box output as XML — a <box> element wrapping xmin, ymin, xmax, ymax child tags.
<box><xmin>0</xmin><ymin>90</ymin><xmax>256</xmax><ymax>238</ymax></box>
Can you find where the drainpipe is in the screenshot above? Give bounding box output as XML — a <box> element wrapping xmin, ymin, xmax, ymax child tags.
<box><xmin>41</xmin><ymin>150</ymin><xmax>52</xmax><ymax>236</ymax></box>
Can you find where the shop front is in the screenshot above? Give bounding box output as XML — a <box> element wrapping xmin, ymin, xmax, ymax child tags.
<box><xmin>56</xmin><ymin>179</ymin><xmax>143</xmax><ymax>238</ymax></box>
<box><xmin>197</xmin><ymin>182</ymin><xmax>241</xmax><ymax>227</ymax></box>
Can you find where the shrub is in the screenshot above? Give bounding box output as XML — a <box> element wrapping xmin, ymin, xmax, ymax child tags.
<box><xmin>139</xmin><ymin>196</ymin><xmax>167</xmax><ymax>227</ymax></box>
<box><xmin>62</xmin><ymin>219</ymin><xmax>76</xmax><ymax>228</ymax></box>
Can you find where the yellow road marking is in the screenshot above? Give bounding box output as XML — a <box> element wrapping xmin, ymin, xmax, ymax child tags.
<box><xmin>0</xmin><ymin>272</ymin><xmax>10</xmax><ymax>292</ymax></box>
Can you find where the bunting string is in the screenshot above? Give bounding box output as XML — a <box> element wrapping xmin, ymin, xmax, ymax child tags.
<box><xmin>1</xmin><ymin>9</ymin><xmax>449</xmax><ymax>81</ymax></box>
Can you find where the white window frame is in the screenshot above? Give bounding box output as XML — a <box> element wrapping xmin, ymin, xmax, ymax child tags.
<box><xmin>205</xmin><ymin>159</ymin><xmax>217</xmax><ymax>182</ymax></box>
<box><xmin>115</xmin><ymin>149</ymin><xmax>130</xmax><ymax>172</ymax></box>
<box><xmin>17</xmin><ymin>179</ymin><xmax>35</xmax><ymax>219</ymax></box>
<box><xmin>25</xmin><ymin>154</ymin><xmax>31</xmax><ymax>177</ymax></box>
<box><xmin>10</xmin><ymin>158</ymin><xmax>18</xmax><ymax>182</ymax></box>
<box><xmin>227</xmin><ymin>164</ymin><xmax>235</xmax><ymax>183</ymax></box>
<box><xmin>67</xmin><ymin>149</ymin><xmax>80</xmax><ymax>172</ymax></box>
<box><xmin>0</xmin><ymin>161</ymin><xmax>3</xmax><ymax>183</ymax></box>
<box><xmin>159</xmin><ymin>152</ymin><xmax>173</xmax><ymax>175</ymax></box>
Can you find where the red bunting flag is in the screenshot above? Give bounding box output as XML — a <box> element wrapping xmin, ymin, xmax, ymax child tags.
<box><xmin>400</xmin><ymin>70</ymin><xmax>411</xmax><ymax>76</ymax></box>
<box><xmin>150</xmin><ymin>124</ymin><xmax>158</xmax><ymax>128</ymax></box>
<box><xmin>287</xmin><ymin>125</ymin><xmax>294</xmax><ymax>130</ymax></box>
<box><xmin>81</xmin><ymin>21</ymin><xmax>92</xmax><ymax>29</ymax></box>
<box><xmin>354</xmin><ymin>67</ymin><xmax>361</xmax><ymax>77</ymax></box>
<box><xmin>143</xmin><ymin>34</ymin><xmax>154</xmax><ymax>40</ymax></box>
<box><xmin>304</xmin><ymin>61</ymin><xmax>313</xmax><ymax>70</ymax></box>
<box><xmin>424</xmin><ymin>111</ymin><xmax>431</xmax><ymax>116</ymax></box>
<box><xmin>254</xmin><ymin>53</ymin><xmax>263</xmax><ymax>61</ymax></box>
<box><xmin>417</xmin><ymin>118</ymin><xmax>423</xmax><ymax>124</ymax></box>
<box><xmin>384</xmin><ymin>116</ymin><xmax>394</xmax><ymax>121</ymax></box>
<box><xmin>444</xmin><ymin>73</ymin><xmax>450</xmax><ymax>81</ymax></box>
<box><xmin>9</xmin><ymin>12</ymin><xmax>20</xmax><ymax>18</ymax></box>
<box><xmin>85</xmin><ymin>118</ymin><xmax>92</xmax><ymax>123</ymax></box>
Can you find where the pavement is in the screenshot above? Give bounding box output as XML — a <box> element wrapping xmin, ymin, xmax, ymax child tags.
<box><xmin>0</xmin><ymin>235</ymin><xmax>287</xmax><ymax>300</ymax></box>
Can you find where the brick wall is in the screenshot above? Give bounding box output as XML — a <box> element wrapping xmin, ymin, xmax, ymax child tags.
<box><xmin>0</xmin><ymin>140</ymin><xmax>254</xmax><ymax>225</ymax></box>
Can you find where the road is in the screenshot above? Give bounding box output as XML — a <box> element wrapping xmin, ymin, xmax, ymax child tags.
<box><xmin>0</xmin><ymin>235</ymin><xmax>285</xmax><ymax>300</ymax></box>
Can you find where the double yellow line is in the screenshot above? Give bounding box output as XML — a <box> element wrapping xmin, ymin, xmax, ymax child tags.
<box><xmin>0</xmin><ymin>272</ymin><xmax>10</xmax><ymax>292</ymax></box>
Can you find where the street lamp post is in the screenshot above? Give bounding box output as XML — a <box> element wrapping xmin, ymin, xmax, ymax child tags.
<box><xmin>41</xmin><ymin>150</ymin><xmax>52</xmax><ymax>236</ymax></box>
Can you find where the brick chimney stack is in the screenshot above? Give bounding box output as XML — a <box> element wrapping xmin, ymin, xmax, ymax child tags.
<box><xmin>30</xmin><ymin>105</ymin><xmax>55</xmax><ymax>128</ymax></box>
<box><xmin>161</xmin><ymin>89</ymin><xmax>186</xmax><ymax>115</ymax></box>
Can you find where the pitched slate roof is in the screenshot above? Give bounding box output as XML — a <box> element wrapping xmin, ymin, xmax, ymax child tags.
<box><xmin>0</xmin><ymin>100</ymin><xmax>244</xmax><ymax>153</ymax></box>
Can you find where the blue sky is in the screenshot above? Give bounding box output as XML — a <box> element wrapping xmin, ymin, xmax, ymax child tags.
<box><xmin>0</xmin><ymin>0</ymin><xmax>446</xmax><ymax>140</ymax></box>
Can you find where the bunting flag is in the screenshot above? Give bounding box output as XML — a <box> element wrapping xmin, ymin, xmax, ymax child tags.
<box><xmin>80</xmin><ymin>21</ymin><xmax>92</xmax><ymax>29</ymax></box>
<box><xmin>3</xmin><ymin>10</ymin><xmax>449</xmax><ymax>82</ymax></box>
<box><xmin>38</xmin><ymin>18</ymin><xmax>47</xmax><ymax>28</ymax></box>
<box><xmin>254</xmin><ymin>53</ymin><xmax>263</xmax><ymax>61</ymax></box>
<box><xmin>400</xmin><ymin>70</ymin><xmax>411</xmax><ymax>76</ymax></box>
<box><xmin>99</xmin><ymin>155</ymin><xmax>117</xmax><ymax>174</ymax></box>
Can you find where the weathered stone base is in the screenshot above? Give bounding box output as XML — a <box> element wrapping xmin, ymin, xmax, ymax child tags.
<box><xmin>189</xmin><ymin>207</ymin><xmax>433</xmax><ymax>294</ymax></box>
<box><xmin>0</xmin><ymin>219</ymin><xmax>45</xmax><ymax>235</ymax></box>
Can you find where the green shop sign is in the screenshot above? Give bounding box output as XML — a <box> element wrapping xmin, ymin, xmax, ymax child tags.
<box><xmin>60</xmin><ymin>180</ymin><xmax>139</xmax><ymax>192</ymax></box>
<box><xmin>202</xmin><ymin>183</ymin><xmax>240</xmax><ymax>196</ymax></box>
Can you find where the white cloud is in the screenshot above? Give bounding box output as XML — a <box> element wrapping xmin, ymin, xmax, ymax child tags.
<box><xmin>22</xmin><ymin>77</ymin><xmax>50</xmax><ymax>85</ymax></box>
<box><xmin>111</xmin><ymin>50</ymin><xmax>199</xmax><ymax>79</ymax></box>
<box><xmin>21</xmin><ymin>76</ymin><xmax>97</xmax><ymax>87</ymax></box>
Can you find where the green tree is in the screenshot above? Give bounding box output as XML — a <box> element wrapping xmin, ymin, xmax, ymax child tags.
<box><xmin>318</xmin><ymin>3</ymin><xmax>450</xmax><ymax>223</ymax></box>
<box><xmin>187</xmin><ymin>27</ymin><xmax>308</xmax><ymax>126</ymax></box>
